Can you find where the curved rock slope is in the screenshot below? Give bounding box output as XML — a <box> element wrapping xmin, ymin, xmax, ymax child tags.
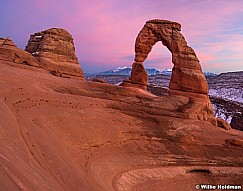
<box><xmin>0</xmin><ymin>59</ymin><xmax>243</xmax><ymax>191</ymax></box>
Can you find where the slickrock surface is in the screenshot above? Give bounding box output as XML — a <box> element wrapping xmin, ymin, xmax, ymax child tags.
<box><xmin>0</xmin><ymin>37</ymin><xmax>40</xmax><ymax>67</ymax></box>
<box><xmin>1</xmin><ymin>59</ymin><xmax>243</xmax><ymax>191</ymax></box>
<box><xmin>25</xmin><ymin>28</ymin><xmax>84</xmax><ymax>79</ymax></box>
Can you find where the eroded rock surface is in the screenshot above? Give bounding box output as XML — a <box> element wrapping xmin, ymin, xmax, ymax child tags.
<box><xmin>122</xmin><ymin>19</ymin><xmax>217</xmax><ymax>126</ymax></box>
<box><xmin>0</xmin><ymin>37</ymin><xmax>39</xmax><ymax>67</ymax></box>
<box><xmin>25</xmin><ymin>28</ymin><xmax>84</xmax><ymax>79</ymax></box>
<box><xmin>0</xmin><ymin>62</ymin><xmax>243</xmax><ymax>191</ymax></box>
<box><xmin>0</xmin><ymin>37</ymin><xmax>5</xmax><ymax>45</ymax></box>
<box><xmin>122</xmin><ymin>19</ymin><xmax>208</xmax><ymax>98</ymax></box>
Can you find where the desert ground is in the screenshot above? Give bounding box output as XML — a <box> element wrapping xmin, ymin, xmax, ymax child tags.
<box><xmin>0</xmin><ymin>61</ymin><xmax>243</xmax><ymax>191</ymax></box>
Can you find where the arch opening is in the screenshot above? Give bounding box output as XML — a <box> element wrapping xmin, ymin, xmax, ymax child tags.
<box><xmin>123</xmin><ymin>19</ymin><xmax>208</xmax><ymax>98</ymax></box>
<box><xmin>143</xmin><ymin>42</ymin><xmax>172</xmax><ymax>72</ymax></box>
<box><xmin>144</xmin><ymin>42</ymin><xmax>173</xmax><ymax>94</ymax></box>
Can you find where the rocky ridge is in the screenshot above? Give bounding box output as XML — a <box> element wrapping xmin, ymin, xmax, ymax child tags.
<box><xmin>25</xmin><ymin>28</ymin><xmax>84</xmax><ymax>79</ymax></box>
<box><xmin>208</xmin><ymin>71</ymin><xmax>243</xmax><ymax>103</ymax></box>
<box><xmin>207</xmin><ymin>72</ymin><xmax>243</xmax><ymax>131</ymax></box>
<box><xmin>0</xmin><ymin>37</ymin><xmax>40</xmax><ymax>67</ymax></box>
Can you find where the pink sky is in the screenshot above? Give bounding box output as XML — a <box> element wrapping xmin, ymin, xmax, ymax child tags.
<box><xmin>1</xmin><ymin>0</ymin><xmax>243</xmax><ymax>73</ymax></box>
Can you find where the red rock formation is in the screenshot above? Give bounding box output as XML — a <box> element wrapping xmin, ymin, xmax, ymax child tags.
<box><xmin>25</xmin><ymin>28</ymin><xmax>84</xmax><ymax>79</ymax></box>
<box><xmin>0</xmin><ymin>37</ymin><xmax>39</xmax><ymax>67</ymax></box>
<box><xmin>216</xmin><ymin>118</ymin><xmax>232</xmax><ymax>130</ymax></box>
<box><xmin>225</xmin><ymin>139</ymin><xmax>243</xmax><ymax>148</ymax></box>
<box><xmin>0</xmin><ymin>37</ymin><xmax>5</xmax><ymax>45</ymax></box>
<box><xmin>122</xmin><ymin>19</ymin><xmax>208</xmax><ymax>97</ymax></box>
<box><xmin>122</xmin><ymin>19</ymin><xmax>218</xmax><ymax>126</ymax></box>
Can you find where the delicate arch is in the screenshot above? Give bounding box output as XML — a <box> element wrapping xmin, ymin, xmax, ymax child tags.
<box><xmin>123</xmin><ymin>19</ymin><xmax>208</xmax><ymax>97</ymax></box>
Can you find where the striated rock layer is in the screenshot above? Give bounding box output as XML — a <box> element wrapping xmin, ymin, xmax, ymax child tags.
<box><xmin>122</xmin><ymin>19</ymin><xmax>207</xmax><ymax>96</ymax></box>
<box><xmin>25</xmin><ymin>28</ymin><xmax>84</xmax><ymax>79</ymax></box>
<box><xmin>122</xmin><ymin>19</ymin><xmax>219</xmax><ymax>127</ymax></box>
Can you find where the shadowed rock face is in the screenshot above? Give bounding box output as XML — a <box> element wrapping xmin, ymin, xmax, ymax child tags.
<box><xmin>0</xmin><ymin>38</ymin><xmax>5</xmax><ymax>45</ymax></box>
<box><xmin>231</xmin><ymin>112</ymin><xmax>243</xmax><ymax>131</ymax></box>
<box><xmin>25</xmin><ymin>28</ymin><xmax>84</xmax><ymax>79</ymax></box>
<box><xmin>123</xmin><ymin>19</ymin><xmax>208</xmax><ymax>98</ymax></box>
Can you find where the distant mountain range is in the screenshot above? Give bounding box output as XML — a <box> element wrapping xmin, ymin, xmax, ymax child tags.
<box><xmin>91</xmin><ymin>66</ymin><xmax>217</xmax><ymax>77</ymax></box>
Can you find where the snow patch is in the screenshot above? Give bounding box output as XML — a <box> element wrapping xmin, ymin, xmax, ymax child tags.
<box><xmin>164</xmin><ymin>68</ymin><xmax>172</xmax><ymax>72</ymax></box>
<box><xmin>112</xmin><ymin>66</ymin><xmax>131</xmax><ymax>72</ymax></box>
<box><xmin>212</xmin><ymin>103</ymin><xmax>233</xmax><ymax>124</ymax></box>
<box><xmin>209</xmin><ymin>88</ymin><xmax>243</xmax><ymax>103</ymax></box>
<box><xmin>32</xmin><ymin>52</ymin><xmax>40</xmax><ymax>55</ymax></box>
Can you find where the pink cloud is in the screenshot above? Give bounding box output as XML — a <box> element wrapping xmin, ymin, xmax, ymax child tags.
<box><xmin>1</xmin><ymin>0</ymin><xmax>243</xmax><ymax>73</ymax></box>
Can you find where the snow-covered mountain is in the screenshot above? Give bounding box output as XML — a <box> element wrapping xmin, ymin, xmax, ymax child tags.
<box><xmin>97</xmin><ymin>66</ymin><xmax>217</xmax><ymax>77</ymax></box>
<box><xmin>98</xmin><ymin>67</ymin><xmax>132</xmax><ymax>75</ymax></box>
<box><xmin>204</xmin><ymin>72</ymin><xmax>218</xmax><ymax>77</ymax></box>
<box><xmin>208</xmin><ymin>71</ymin><xmax>243</xmax><ymax>103</ymax></box>
<box><xmin>98</xmin><ymin>66</ymin><xmax>166</xmax><ymax>76</ymax></box>
<box><xmin>97</xmin><ymin>67</ymin><xmax>177</xmax><ymax>76</ymax></box>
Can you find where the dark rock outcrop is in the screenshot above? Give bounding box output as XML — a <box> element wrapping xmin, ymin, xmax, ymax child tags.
<box><xmin>231</xmin><ymin>112</ymin><xmax>243</xmax><ymax>131</ymax></box>
<box><xmin>25</xmin><ymin>28</ymin><xmax>84</xmax><ymax>79</ymax></box>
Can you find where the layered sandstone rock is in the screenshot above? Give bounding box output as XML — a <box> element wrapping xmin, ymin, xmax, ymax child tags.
<box><xmin>0</xmin><ymin>37</ymin><xmax>39</xmax><ymax>67</ymax></box>
<box><xmin>216</xmin><ymin>118</ymin><xmax>232</xmax><ymax>130</ymax></box>
<box><xmin>122</xmin><ymin>19</ymin><xmax>217</xmax><ymax>126</ymax></box>
<box><xmin>25</xmin><ymin>28</ymin><xmax>84</xmax><ymax>79</ymax></box>
<box><xmin>122</xmin><ymin>19</ymin><xmax>208</xmax><ymax>97</ymax></box>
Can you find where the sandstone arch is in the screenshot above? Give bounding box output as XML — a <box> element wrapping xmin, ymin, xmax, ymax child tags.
<box><xmin>123</xmin><ymin>19</ymin><xmax>208</xmax><ymax>98</ymax></box>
